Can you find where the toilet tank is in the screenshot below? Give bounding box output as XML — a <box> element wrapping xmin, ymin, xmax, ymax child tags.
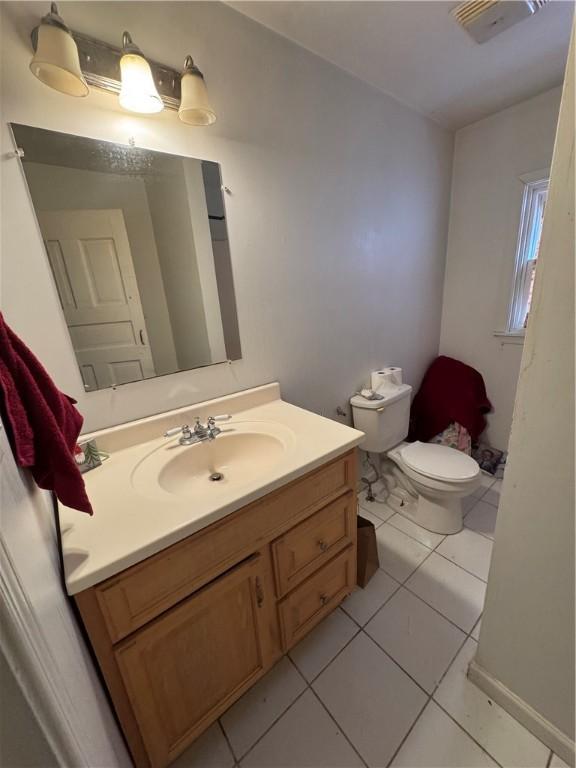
<box><xmin>350</xmin><ymin>384</ymin><xmax>412</xmax><ymax>453</ymax></box>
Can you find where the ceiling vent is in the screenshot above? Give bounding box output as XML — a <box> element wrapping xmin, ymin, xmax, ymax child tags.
<box><xmin>451</xmin><ymin>0</ymin><xmax>549</xmax><ymax>44</ymax></box>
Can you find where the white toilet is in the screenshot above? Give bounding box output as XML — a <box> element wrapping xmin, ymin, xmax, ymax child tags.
<box><xmin>351</xmin><ymin>378</ymin><xmax>481</xmax><ymax>534</ymax></box>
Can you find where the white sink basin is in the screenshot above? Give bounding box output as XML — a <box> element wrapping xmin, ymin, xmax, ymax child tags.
<box><xmin>131</xmin><ymin>421</ymin><xmax>296</xmax><ymax>501</ymax></box>
<box><xmin>59</xmin><ymin>384</ymin><xmax>365</xmax><ymax>594</ymax></box>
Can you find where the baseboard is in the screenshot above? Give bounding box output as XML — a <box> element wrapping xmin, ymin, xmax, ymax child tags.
<box><xmin>468</xmin><ymin>659</ymin><xmax>575</xmax><ymax>767</ymax></box>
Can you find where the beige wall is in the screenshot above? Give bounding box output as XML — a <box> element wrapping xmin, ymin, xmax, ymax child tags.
<box><xmin>439</xmin><ymin>87</ymin><xmax>561</xmax><ymax>450</ymax></box>
<box><xmin>1</xmin><ymin>1</ymin><xmax>453</xmax><ymax>434</ymax></box>
<box><xmin>474</xmin><ymin>30</ymin><xmax>574</xmax><ymax>762</ymax></box>
<box><xmin>183</xmin><ymin>159</ymin><xmax>227</xmax><ymax>361</ymax></box>
<box><xmin>144</xmin><ymin>167</ymin><xmax>213</xmax><ymax>370</ymax></box>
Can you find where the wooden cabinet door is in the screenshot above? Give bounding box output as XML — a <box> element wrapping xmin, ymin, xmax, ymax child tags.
<box><xmin>114</xmin><ymin>554</ymin><xmax>274</xmax><ymax>768</ymax></box>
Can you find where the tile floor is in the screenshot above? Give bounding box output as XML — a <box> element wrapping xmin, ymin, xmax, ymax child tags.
<box><xmin>172</xmin><ymin>474</ymin><xmax>566</xmax><ymax>768</ymax></box>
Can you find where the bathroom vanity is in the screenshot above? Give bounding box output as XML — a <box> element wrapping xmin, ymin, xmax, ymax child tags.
<box><xmin>59</xmin><ymin>384</ymin><xmax>363</xmax><ymax>768</ymax></box>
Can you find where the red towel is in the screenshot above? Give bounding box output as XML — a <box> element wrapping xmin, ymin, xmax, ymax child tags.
<box><xmin>409</xmin><ymin>355</ymin><xmax>492</xmax><ymax>444</ymax></box>
<box><xmin>0</xmin><ymin>312</ymin><xmax>93</xmax><ymax>515</ymax></box>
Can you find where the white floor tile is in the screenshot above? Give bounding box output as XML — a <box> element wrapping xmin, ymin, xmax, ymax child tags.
<box><xmin>406</xmin><ymin>553</ymin><xmax>486</xmax><ymax>632</ymax></box>
<box><xmin>437</xmin><ymin>528</ymin><xmax>493</xmax><ymax>582</ymax></box>
<box><xmin>465</xmin><ymin>501</ymin><xmax>498</xmax><ymax>540</ymax></box>
<box><xmin>434</xmin><ymin>639</ymin><xmax>550</xmax><ymax>767</ymax></box>
<box><xmin>376</xmin><ymin>523</ymin><xmax>431</xmax><ymax>582</ymax></box>
<box><xmin>391</xmin><ymin>700</ymin><xmax>498</xmax><ymax>767</ymax></box>
<box><xmin>387</xmin><ymin>512</ymin><xmax>446</xmax><ymax>549</ymax></box>
<box><xmin>289</xmin><ymin>608</ymin><xmax>358</xmax><ymax>682</ymax></box>
<box><xmin>463</xmin><ymin>494</ymin><xmax>480</xmax><ymax>514</ymax></box>
<box><xmin>171</xmin><ymin>723</ymin><xmax>235</xmax><ymax>768</ymax></box>
<box><xmin>550</xmin><ymin>754</ymin><xmax>571</xmax><ymax>767</ymax></box>
<box><xmin>358</xmin><ymin>492</ymin><xmax>395</xmax><ymax>522</ymax></box>
<box><xmin>221</xmin><ymin>657</ymin><xmax>306</xmax><ymax>758</ymax></box>
<box><xmin>357</xmin><ymin>507</ymin><xmax>385</xmax><ymax>529</ymax></box>
<box><xmin>365</xmin><ymin>587</ymin><xmax>466</xmax><ymax>693</ymax></box>
<box><xmin>474</xmin><ymin>472</ymin><xmax>497</xmax><ymax>495</ymax></box>
<box><xmin>241</xmin><ymin>689</ymin><xmax>363</xmax><ymax>768</ymax></box>
<box><xmin>313</xmin><ymin>632</ymin><xmax>427</xmax><ymax>767</ymax></box>
<box><xmin>341</xmin><ymin>568</ymin><xmax>400</xmax><ymax>626</ymax></box>
<box><xmin>471</xmin><ymin>617</ymin><xmax>482</xmax><ymax>640</ymax></box>
<box><xmin>481</xmin><ymin>479</ymin><xmax>502</xmax><ymax>508</ymax></box>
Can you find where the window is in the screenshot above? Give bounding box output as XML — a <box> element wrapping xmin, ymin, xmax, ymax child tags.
<box><xmin>507</xmin><ymin>176</ymin><xmax>548</xmax><ymax>333</ymax></box>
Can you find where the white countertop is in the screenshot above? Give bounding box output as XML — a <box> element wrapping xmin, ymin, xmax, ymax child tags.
<box><xmin>59</xmin><ymin>384</ymin><xmax>364</xmax><ymax>595</ymax></box>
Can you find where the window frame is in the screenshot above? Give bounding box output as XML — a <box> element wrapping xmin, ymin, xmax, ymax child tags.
<box><xmin>507</xmin><ymin>175</ymin><xmax>549</xmax><ymax>335</ymax></box>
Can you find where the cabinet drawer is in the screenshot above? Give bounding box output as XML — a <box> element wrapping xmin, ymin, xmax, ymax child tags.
<box><xmin>272</xmin><ymin>492</ymin><xmax>355</xmax><ymax>596</ymax></box>
<box><xmin>93</xmin><ymin>451</ymin><xmax>356</xmax><ymax>642</ymax></box>
<box><xmin>278</xmin><ymin>546</ymin><xmax>355</xmax><ymax>651</ymax></box>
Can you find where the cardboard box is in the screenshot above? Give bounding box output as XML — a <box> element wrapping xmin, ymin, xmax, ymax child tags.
<box><xmin>357</xmin><ymin>515</ymin><xmax>380</xmax><ymax>587</ymax></box>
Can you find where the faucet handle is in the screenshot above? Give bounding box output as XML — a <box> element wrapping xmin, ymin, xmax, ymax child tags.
<box><xmin>207</xmin><ymin>414</ymin><xmax>231</xmax><ymax>425</ymax></box>
<box><xmin>164</xmin><ymin>424</ymin><xmax>191</xmax><ymax>438</ymax></box>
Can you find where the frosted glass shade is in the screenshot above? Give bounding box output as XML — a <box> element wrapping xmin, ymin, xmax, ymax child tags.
<box><xmin>178</xmin><ymin>70</ymin><xmax>216</xmax><ymax>126</ymax></box>
<box><xmin>30</xmin><ymin>23</ymin><xmax>89</xmax><ymax>97</ymax></box>
<box><xmin>119</xmin><ymin>53</ymin><xmax>164</xmax><ymax>114</ymax></box>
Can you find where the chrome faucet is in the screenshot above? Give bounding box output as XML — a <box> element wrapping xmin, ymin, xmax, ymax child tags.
<box><xmin>164</xmin><ymin>415</ymin><xmax>231</xmax><ymax>446</ymax></box>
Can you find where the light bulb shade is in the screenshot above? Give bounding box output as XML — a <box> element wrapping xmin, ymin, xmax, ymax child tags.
<box><xmin>30</xmin><ymin>23</ymin><xmax>89</xmax><ymax>97</ymax></box>
<box><xmin>119</xmin><ymin>53</ymin><xmax>164</xmax><ymax>114</ymax></box>
<box><xmin>178</xmin><ymin>69</ymin><xmax>216</xmax><ymax>126</ymax></box>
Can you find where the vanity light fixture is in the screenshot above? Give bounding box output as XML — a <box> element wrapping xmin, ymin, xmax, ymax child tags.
<box><xmin>29</xmin><ymin>5</ymin><xmax>217</xmax><ymax>125</ymax></box>
<box><xmin>30</xmin><ymin>2</ymin><xmax>89</xmax><ymax>97</ymax></box>
<box><xmin>178</xmin><ymin>56</ymin><xmax>216</xmax><ymax>126</ymax></box>
<box><xmin>118</xmin><ymin>31</ymin><xmax>164</xmax><ymax>114</ymax></box>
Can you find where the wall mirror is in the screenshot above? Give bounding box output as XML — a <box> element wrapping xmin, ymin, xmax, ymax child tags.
<box><xmin>11</xmin><ymin>123</ymin><xmax>241</xmax><ymax>392</ymax></box>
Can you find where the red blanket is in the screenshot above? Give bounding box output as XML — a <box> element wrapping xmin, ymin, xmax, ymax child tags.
<box><xmin>0</xmin><ymin>312</ymin><xmax>93</xmax><ymax>515</ymax></box>
<box><xmin>409</xmin><ymin>356</ymin><xmax>492</xmax><ymax>444</ymax></box>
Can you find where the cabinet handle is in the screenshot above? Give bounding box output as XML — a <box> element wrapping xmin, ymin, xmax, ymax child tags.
<box><xmin>319</xmin><ymin>593</ymin><xmax>329</xmax><ymax>606</ymax></box>
<box><xmin>255</xmin><ymin>577</ymin><xmax>264</xmax><ymax>608</ymax></box>
<box><xmin>317</xmin><ymin>539</ymin><xmax>328</xmax><ymax>552</ymax></box>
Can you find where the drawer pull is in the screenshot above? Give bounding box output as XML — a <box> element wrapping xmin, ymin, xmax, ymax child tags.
<box><xmin>319</xmin><ymin>593</ymin><xmax>329</xmax><ymax>606</ymax></box>
<box><xmin>317</xmin><ymin>539</ymin><xmax>328</xmax><ymax>552</ymax></box>
<box><xmin>255</xmin><ymin>577</ymin><xmax>264</xmax><ymax>608</ymax></box>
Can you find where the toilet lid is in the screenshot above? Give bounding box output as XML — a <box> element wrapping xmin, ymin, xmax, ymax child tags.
<box><xmin>400</xmin><ymin>442</ymin><xmax>479</xmax><ymax>482</ymax></box>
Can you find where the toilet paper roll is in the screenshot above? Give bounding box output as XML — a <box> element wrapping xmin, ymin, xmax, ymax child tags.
<box><xmin>371</xmin><ymin>367</ymin><xmax>403</xmax><ymax>393</ymax></box>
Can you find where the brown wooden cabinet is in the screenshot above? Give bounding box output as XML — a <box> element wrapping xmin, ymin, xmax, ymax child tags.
<box><xmin>75</xmin><ymin>449</ymin><xmax>357</xmax><ymax>768</ymax></box>
<box><xmin>278</xmin><ymin>545</ymin><xmax>355</xmax><ymax>650</ymax></box>
<box><xmin>272</xmin><ymin>491</ymin><xmax>356</xmax><ymax>597</ymax></box>
<box><xmin>115</xmin><ymin>555</ymin><xmax>275</xmax><ymax>767</ymax></box>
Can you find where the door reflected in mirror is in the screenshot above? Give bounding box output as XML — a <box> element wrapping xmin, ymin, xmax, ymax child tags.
<box><xmin>11</xmin><ymin>123</ymin><xmax>241</xmax><ymax>392</ymax></box>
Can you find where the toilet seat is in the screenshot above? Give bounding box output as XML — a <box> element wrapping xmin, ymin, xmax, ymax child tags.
<box><xmin>400</xmin><ymin>441</ymin><xmax>479</xmax><ymax>482</ymax></box>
